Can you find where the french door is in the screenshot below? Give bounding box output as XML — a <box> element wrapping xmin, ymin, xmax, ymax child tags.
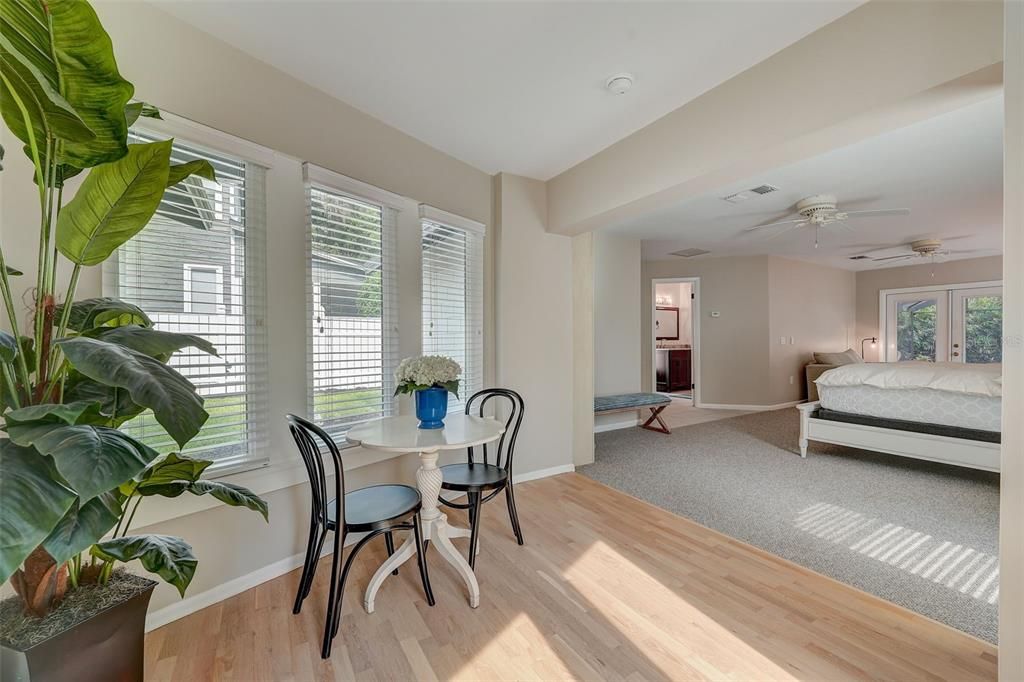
<box><xmin>883</xmin><ymin>284</ymin><xmax>1002</xmax><ymax>363</ymax></box>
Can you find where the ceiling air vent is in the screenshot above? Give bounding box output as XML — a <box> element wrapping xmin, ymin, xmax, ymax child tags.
<box><xmin>722</xmin><ymin>184</ymin><xmax>779</xmax><ymax>203</ymax></box>
<box><xmin>671</xmin><ymin>248</ymin><xmax>710</xmax><ymax>258</ymax></box>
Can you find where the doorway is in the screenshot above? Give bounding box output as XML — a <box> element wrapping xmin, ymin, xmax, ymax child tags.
<box><xmin>880</xmin><ymin>281</ymin><xmax>1003</xmax><ymax>363</ymax></box>
<box><xmin>651</xmin><ymin>277</ymin><xmax>700</xmax><ymax>404</ymax></box>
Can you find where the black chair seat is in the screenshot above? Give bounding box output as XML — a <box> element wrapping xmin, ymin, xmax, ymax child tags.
<box><xmin>440</xmin><ymin>463</ymin><xmax>508</xmax><ymax>491</ymax></box>
<box><xmin>328</xmin><ymin>484</ymin><xmax>421</xmax><ymax>531</ymax></box>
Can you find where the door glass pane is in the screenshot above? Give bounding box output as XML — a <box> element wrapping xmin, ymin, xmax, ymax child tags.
<box><xmin>895</xmin><ymin>298</ymin><xmax>938</xmax><ymax>361</ymax></box>
<box><xmin>964</xmin><ymin>295</ymin><xmax>1002</xmax><ymax>363</ymax></box>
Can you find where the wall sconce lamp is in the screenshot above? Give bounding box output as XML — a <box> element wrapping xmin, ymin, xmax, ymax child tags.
<box><xmin>861</xmin><ymin>336</ymin><xmax>878</xmax><ymax>358</ymax></box>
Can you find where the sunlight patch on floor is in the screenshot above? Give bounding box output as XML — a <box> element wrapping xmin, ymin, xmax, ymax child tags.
<box><xmin>795</xmin><ymin>502</ymin><xmax>999</xmax><ymax>604</ymax></box>
<box><xmin>558</xmin><ymin>540</ymin><xmax>799</xmax><ymax>681</ymax></box>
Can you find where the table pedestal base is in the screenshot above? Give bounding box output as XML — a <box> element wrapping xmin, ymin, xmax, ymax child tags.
<box><xmin>364</xmin><ymin>451</ymin><xmax>480</xmax><ymax>613</ymax></box>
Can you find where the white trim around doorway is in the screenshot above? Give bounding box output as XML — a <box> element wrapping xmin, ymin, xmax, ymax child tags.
<box><xmin>651</xmin><ymin>277</ymin><xmax>701</xmax><ymax>406</ymax></box>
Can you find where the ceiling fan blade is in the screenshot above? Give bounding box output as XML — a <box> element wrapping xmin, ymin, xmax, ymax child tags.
<box><xmin>744</xmin><ymin>219</ymin><xmax>805</xmax><ymax>232</ymax></box>
<box><xmin>843</xmin><ymin>208</ymin><xmax>911</xmax><ymax>219</ymax></box>
<box><xmin>871</xmin><ymin>254</ymin><xmax>915</xmax><ymax>262</ymax></box>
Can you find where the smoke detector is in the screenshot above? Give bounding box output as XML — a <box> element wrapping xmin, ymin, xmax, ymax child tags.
<box><xmin>605</xmin><ymin>73</ymin><xmax>634</xmax><ymax>95</ymax></box>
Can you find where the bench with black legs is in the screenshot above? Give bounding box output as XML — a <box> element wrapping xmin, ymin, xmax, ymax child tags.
<box><xmin>594</xmin><ymin>393</ymin><xmax>673</xmax><ymax>434</ymax></box>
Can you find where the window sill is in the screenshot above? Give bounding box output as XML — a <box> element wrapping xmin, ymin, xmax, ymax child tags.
<box><xmin>129</xmin><ymin>445</ymin><xmax>411</xmax><ymax>531</ymax></box>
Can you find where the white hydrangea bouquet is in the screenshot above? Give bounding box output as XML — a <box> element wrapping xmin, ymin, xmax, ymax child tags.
<box><xmin>394</xmin><ymin>355</ymin><xmax>462</xmax><ymax>397</ymax></box>
<box><xmin>395</xmin><ymin>356</ymin><xmax>462</xmax><ymax>428</ymax></box>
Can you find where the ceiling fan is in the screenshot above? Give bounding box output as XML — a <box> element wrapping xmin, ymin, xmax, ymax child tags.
<box><xmin>863</xmin><ymin>238</ymin><xmax>985</xmax><ymax>265</ymax></box>
<box><xmin>744</xmin><ymin>194</ymin><xmax>910</xmax><ymax>247</ymax></box>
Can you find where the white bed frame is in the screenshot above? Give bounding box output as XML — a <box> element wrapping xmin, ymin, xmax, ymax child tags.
<box><xmin>796</xmin><ymin>402</ymin><xmax>1000</xmax><ymax>472</ymax></box>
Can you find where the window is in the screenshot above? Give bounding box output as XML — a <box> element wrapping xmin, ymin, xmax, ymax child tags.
<box><xmin>183</xmin><ymin>264</ymin><xmax>224</xmax><ymax>314</ymax></box>
<box><xmin>420</xmin><ymin>206</ymin><xmax>485</xmax><ymax>412</ymax></box>
<box><xmin>106</xmin><ymin>128</ymin><xmax>269</xmax><ymax>471</ymax></box>
<box><xmin>305</xmin><ymin>164</ymin><xmax>399</xmax><ymax>439</ymax></box>
<box><xmin>882</xmin><ymin>283</ymin><xmax>1002</xmax><ymax>363</ymax></box>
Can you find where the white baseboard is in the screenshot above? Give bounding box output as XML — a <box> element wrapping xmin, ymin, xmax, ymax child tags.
<box><xmin>593</xmin><ymin>419</ymin><xmax>639</xmax><ymax>433</ymax></box>
<box><xmin>697</xmin><ymin>400</ymin><xmax>805</xmax><ymax>411</ymax></box>
<box><xmin>513</xmin><ymin>464</ymin><xmax>575</xmax><ymax>483</ymax></box>
<box><xmin>145</xmin><ymin>466</ymin><xmax>571</xmax><ymax>632</ymax></box>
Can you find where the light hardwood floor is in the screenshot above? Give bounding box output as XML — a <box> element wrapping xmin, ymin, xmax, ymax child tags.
<box><xmin>145</xmin><ymin>473</ymin><xmax>997</xmax><ymax>681</ymax></box>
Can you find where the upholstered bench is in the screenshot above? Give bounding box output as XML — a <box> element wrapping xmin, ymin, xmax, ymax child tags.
<box><xmin>594</xmin><ymin>393</ymin><xmax>672</xmax><ymax>434</ymax></box>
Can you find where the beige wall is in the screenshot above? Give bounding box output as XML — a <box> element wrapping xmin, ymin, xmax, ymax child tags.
<box><xmin>642</xmin><ymin>257</ymin><xmax>772</xmax><ymax>405</ymax></box>
<box><xmin>768</xmin><ymin>259</ymin><xmax>856</xmax><ymax>404</ymax></box>
<box><xmin>546</xmin><ymin>1</ymin><xmax>1004</xmax><ymax>235</ymax></box>
<box><xmin>493</xmin><ymin>174</ymin><xmax>575</xmax><ymax>475</ymax></box>
<box><xmin>594</xmin><ymin>234</ymin><xmax>642</xmax><ymax>395</ymax></box>
<box><xmin>0</xmin><ymin>1</ymin><xmax>500</xmax><ymax>616</ymax></box>
<box><xmin>593</xmin><ymin>233</ymin><xmax>642</xmax><ymax>429</ymax></box>
<box><xmin>640</xmin><ymin>257</ymin><xmax>854</xmax><ymax>407</ymax></box>
<box><xmin>854</xmin><ymin>256</ymin><xmax>1002</xmax><ymax>361</ymax></box>
<box><xmin>1000</xmin><ymin>3</ymin><xmax>1024</xmax><ymax>677</ymax></box>
<box><xmin>571</xmin><ymin>233</ymin><xmax>595</xmax><ymax>465</ymax></box>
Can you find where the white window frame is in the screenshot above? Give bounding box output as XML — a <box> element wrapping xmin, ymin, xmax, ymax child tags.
<box><xmin>182</xmin><ymin>263</ymin><xmax>225</xmax><ymax>314</ymax></box>
<box><xmin>878</xmin><ymin>280</ymin><xmax>1003</xmax><ymax>362</ymax></box>
<box><xmin>105</xmin><ymin>113</ymin><xmax>274</xmax><ymax>477</ymax></box>
<box><xmin>419</xmin><ymin>204</ymin><xmax>486</xmax><ymax>413</ymax></box>
<box><xmin>303</xmin><ymin>163</ymin><xmax>412</xmax><ymax>443</ymax></box>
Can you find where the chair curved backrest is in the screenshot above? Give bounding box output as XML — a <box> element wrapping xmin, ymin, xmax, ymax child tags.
<box><xmin>464</xmin><ymin>388</ymin><xmax>525</xmax><ymax>472</ymax></box>
<box><xmin>287</xmin><ymin>414</ymin><xmax>346</xmax><ymax>531</ymax></box>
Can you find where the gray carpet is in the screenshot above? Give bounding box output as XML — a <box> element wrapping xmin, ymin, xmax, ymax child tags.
<box><xmin>580</xmin><ymin>409</ymin><xmax>1000</xmax><ymax>643</ymax></box>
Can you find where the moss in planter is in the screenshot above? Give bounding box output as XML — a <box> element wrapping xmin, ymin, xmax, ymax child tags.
<box><xmin>0</xmin><ymin>570</ymin><xmax>155</xmax><ymax>651</ymax></box>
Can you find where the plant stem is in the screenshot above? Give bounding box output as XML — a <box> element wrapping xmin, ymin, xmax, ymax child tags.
<box><xmin>112</xmin><ymin>482</ymin><xmax>140</xmax><ymax>539</ymax></box>
<box><xmin>34</xmin><ymin>138</ymin><xmax>56</xmax><ymax>382</ymax></box>
<box><xmin>68</xmin><ymin>554</ymin><xmax>80</xmax><ymax>589</ymax></box>
<box><xmin>1</xmin><ymin>364</ymin><xmax>21</xmax><ymax>410</ymax></box>
<box><xmin>122</xmin><ymin>495</ymin><xmax>144</xmax><ymax>538</ymax></box>
<box><xmin>49</xmin><ymin>179</ymin><xmax>64</xmax><ymax>296</ymax></box>
<box><xmin>0</xmin><ymin>247</ymin><xmax>32</xmax><ymax>389</ymax></box>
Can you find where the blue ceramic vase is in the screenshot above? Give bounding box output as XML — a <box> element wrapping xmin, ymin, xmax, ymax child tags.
<box><xmin>415</xmin><ymin>386</ymin><xmax>449</xmax><ymax>429</ymax></box>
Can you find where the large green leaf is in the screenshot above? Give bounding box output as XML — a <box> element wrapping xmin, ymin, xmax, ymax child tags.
<box><xmin>87</xmin><ymin>325</ymin><xmax>218</xmax><ymax>361</ymax></box>
<box><xmin>0</xmin><ymin>33</ymin><xmax>95</xmax><ymax>153</ymax></box>
<box><xmin>0</xmin><ymin>330</ymin><xmax>17</xmax><ymax>362</ymax></box>
<box><xmin>57</xmin><ymin>336</ymin><xmax>208</xmax><ymax>448</ymax></box>
<box><xmin>55</xmin><ymin>297</ymin><xmax>152</xmax><ymax>332</ymax></box>
<box><xmin>125</xmin><ymin>101</ymin><xmax>161</xmax><ymax>128</ymax></box>
<box><xmin>91</xmin><ymin>534</ymin><xmax>197</xmax><ymax>596</ymax></box>
<box><xmin>0</xmin><ymin>0</ymin><xmax>134</xmax><ymax>168</ymax></box>
<box><xmin>42</xmin><ymin>491</ymin><xmax>121</xmax><ymax>566</ymax></box>
<box><xmin>190</xmin><ymin>480</ymin><xmax>268</xmax><ymax>522</ymax></box>
<box><xmin>4</xmin><ymin>265</ymin><xmax>22</xmax><ymax>276</ymax></box>
<box><xmin>62</xmin><ymin>377</ymin><xmax>144</xmax><ymax>426</ymax></box>
<box><xmin>167</xmin><ymin>159</ymin><xmax>215</xmax><ymax>187</ymax></box>
<box><xmin>56</xmin><ymin>140</ymin><xmax>172</xmax><ymax>266</ymax></box>
<box><xmin>4</xmin><ymin>400</ymin><xmax>102</xmax><ymax>426</ymax></box>
<box><xmin>134</xmin><ymin>452</ymin><xmax>211</xmax><ymax>498</ymax></box>
<box><xmin>0</xmin><ymin>441</ymin><xmax>76</xmax><ymax>584</ymax></box>
<box><xmin>7</xmin><ymin>422</ymin><xmax>159</xmax><ymax>501</ymax></box>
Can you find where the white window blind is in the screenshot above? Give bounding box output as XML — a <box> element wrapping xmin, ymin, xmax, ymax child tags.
<box><xmin>420</xmin><ymin>207</ymin><xmax>484</xmax><ymax>412</ymax></box>
<box><xmin>304</xmin><ymin>165</ymin><xmax>399</xmax><ymax>440</ymax></box>
<box><xmin>104</xmin><ymin>130</ymin><xmax>269</xmax><ymax>472</ymax></box>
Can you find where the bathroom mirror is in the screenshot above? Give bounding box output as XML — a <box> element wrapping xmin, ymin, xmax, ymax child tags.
<box><xmin>655</xmin><ymin>306</ymin><xmax>679</xmax><ymax>340</ymax></box>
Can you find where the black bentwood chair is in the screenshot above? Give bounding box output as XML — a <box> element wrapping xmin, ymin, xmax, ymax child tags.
<box><xmin>438</xmin><ymin>388</ymin><xmax>525</xmax><ymax>568</ymax></box>
<box><xmin>287</xmin><ymin>415</ymin><xmax>434</xmax><ymax>659</ymax></box>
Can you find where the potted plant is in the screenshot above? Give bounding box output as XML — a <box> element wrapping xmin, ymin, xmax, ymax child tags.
<box><xmin>394</xmin><ymin>355</ymin><xmax>461</xmax><ymax>428</ymax></box>
<box><xmin>0</xmin><ymin>1</ymin><xmax>269</xmax><ymax>680</ymax></box>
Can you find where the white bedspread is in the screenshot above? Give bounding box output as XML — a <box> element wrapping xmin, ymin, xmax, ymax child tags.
<box><xmin>815</xmin><ymin>361</ymin><xmax>1002</xmax><ymax>398</ymax></box>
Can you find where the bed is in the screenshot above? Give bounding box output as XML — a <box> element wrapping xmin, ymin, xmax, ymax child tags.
<box><xmin>796</xmin><ymin>362</ymin><xmax>1002</xmax><ymax>472</ymax></box>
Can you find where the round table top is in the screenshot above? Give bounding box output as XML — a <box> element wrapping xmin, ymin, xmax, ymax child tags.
<box><xmin>346</xmin><ymin>414</ymin><xmax>505</xmax><ymax>454</ymax></box>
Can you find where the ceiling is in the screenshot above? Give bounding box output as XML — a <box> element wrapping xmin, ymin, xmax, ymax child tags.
<box><xmin>611</xmin><ymin>95</ymin><xmax>1004</xmax><ymax>270</ymax></box>
<box><xmin>151</xmin><ymin>1</ymin><xmax>861</xmax><ymax>180</ymax></box>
